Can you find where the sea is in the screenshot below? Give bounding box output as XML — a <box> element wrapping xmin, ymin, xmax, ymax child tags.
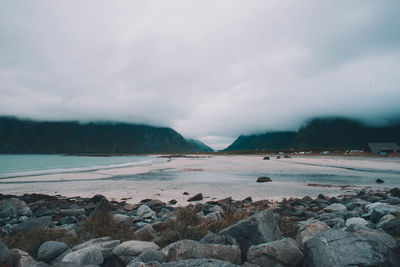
<box><xmin>0</xmin><ymin>154</ymin><xmax>399</xmax><ymax>204</ymax></box>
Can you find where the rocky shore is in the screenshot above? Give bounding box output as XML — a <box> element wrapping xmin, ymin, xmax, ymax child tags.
<box><xmin>1</xmin><ymin>187</ymin><xmax>400</xmax><ymax>267</ymax></box>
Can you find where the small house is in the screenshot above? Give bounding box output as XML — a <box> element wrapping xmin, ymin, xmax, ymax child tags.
<box><xmin>367</xmin><ymin>143</ymin><xmax>399</xmax><ymax>153</ymax></box>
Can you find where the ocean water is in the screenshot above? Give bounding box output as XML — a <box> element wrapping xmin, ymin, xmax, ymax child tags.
<box><xmin>0</xmin><ymin>155</ymin><xmax>399</xmax><ymax>204</ymax></box>
<box><xmin>0</xmin><ymin>154</ymin><xmax>160</xmax><ymax>178</ymax></box>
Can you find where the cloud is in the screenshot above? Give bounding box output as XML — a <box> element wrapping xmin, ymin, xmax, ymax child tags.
<box><xmin>1</xmin><ymin>0</ymin><xmax>400</xmax><ymax>149</ymax></box>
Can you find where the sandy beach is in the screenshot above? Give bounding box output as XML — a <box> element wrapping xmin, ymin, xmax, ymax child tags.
<box><xmin>1</xmin><ymin>155</ymin><xmax>399</xmax><ymax>205</ymax></box>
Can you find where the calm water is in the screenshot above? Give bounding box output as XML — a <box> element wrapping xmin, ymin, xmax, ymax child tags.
<box><xmin>0</xmin><ymin>154</ymin><xmax>159</xmax><ymax>178</ymax></box>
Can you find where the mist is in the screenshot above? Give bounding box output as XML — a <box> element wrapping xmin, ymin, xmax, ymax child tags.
<box><xmin>1</xmin><ymin>1</ymin><xmax>400</xmax><ymax>149</ymax></box>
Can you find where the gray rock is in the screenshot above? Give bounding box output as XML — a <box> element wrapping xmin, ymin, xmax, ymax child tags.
<box><xmin>303</xmin><ymin>229</ymin><xmax>400</xmax><ymax>267</ymax></box>
<box><xmin>10</xmin><ymin>248</ymin><xmax>48</xmax><ymax>267</ymax></box>
<box><xmin>345</xmin><ymin>217</ymin><xmax>369</xmax><ymax>227</ymax></box>
<box><xmin>37</xmin><ymin>241</ymin><xmax>68</xmax><ymax>262</ymax></box>
<box><xmin>60</xmin><ymin>208</ymin><xmax>85</xmax><ymax>216</ymax></box>
<box><xmin>256</xmin><ymin>177</ymin><xmax>272</xmax><ymax>183</ymax></box>
<box><xmin>365</xmin><ymin>202</ymin><xmax>400</xmax><ymax>215</ymax></box>
<box><xmin>0</xmin><ymin>199</ymin><xmax>18</xmax><ymax>218</ymax></box>
<box><xmin>138</xmin><ymin>248</ymin><xmax>167</xmax><ymax>263</ymax></box>
<box><xmin>199</xmin><ymin>232</ymin><xmax>238</xmax><ymax>246</ymax></box>
<box><xmin>137</xmin><ymin>205</ymin><xmax>156</xmax><ymax>219</ymax></box>
<box><xmin>14</xmin><ymin>216</ymin><xmax>52</xmax><ymax>232</ymax></box>
<box><xmin>134</xmin><ymin>224</ymin><xmax>157</xmax><ymax>241</ymax></box>
<box><xmin>323</xmin><ymin>203</ymin><xmax>347</xmax><ymax>213</ymax></box>
<box><xmin>387</xmin><ymin>196</ymin><xmax>400</xmax><ymax>205</ymax></box>
<box><xmin>0</xmin><ymin>240</ymin><xmax>13</xmax><ymax>267</ymax></box>
<box><xmin>102</xmin><ymin>254</ymin><xmax>125</xmax><ymax>267</ymax></box>
<box><xmin>203</xmin><ymin>211</ymin><xmax>222</xmax><ymax>223</ymax></box>
<box><xmin>62</xmin><ymin>246</ymin><xmax>103</xmax><ymax>266</ymax></box>
<box><xmin>247</xmin><ymin>238</ymin><xmax>303</xmax><ymax>267</ymax></box>
<box><xmin>112</xmin><ymin>240</ymin><xmax>159</xmax><ymax>264</ymax></box>
<box><xmin>346</xmin><ymin>223</ymin><xmax>371</xmax><ymax>232</ymax></box>
<box><xmin>9</xmin><ymin>198</ymin><xmax>33</xmax><ymax>216</ymax></box>
<box><xmin>218</xmin><ymin>209</ymin><xmax>282</xmax><ymax>262</ymax></box>
<box><xmin>376</xmin><ymin>214</ymin><xmax>395</xmax><ymax>228</ymax></box>
<box><xmin>296</xmin><ymin>221</ymin><xmax>330</xmax><ymax>249</ymax></box>
<box><xmin>370</xmin><ymin>209</ymin><xmax>386</xmax><ymax>223</ymax></box>
<box><xmin>162</xmin><ymin>258</ymin><xmax>239</xmax><ymax>267</ymax></box>
<box><xmin>72</xmin><ymin>237</ymin><xmax>120</xmax><ymax>258</ymax></box>
<box><xmin>161</xmin><ymin>239</ymin><xmax>241</xmax><ymax>265</ymax></box>
<box><xmin>323</xmin><ymin>218</ymin><xmax>345</xmax><ymax>228</ymax></box>
<box><xmin>112</xmin><ymin>214</ymin><xmax>131</xmax><ymax>224</ymax></box>
<box><xmin>59</xmin><ymin>216</ymin><xmax>76</xmax><ymax>225</ymax></box>
<box><xmin>318</xmin><ymin>213</ymin><xmax>338</xmax><ymax>221</ymax></box>
<box><xmin>382</xmin><ymin>218</ymin><xmax>400</xmax><ymax>237</ymax></box>
<box><xmin>188</xmin><ymin>193</ymin><xmax>203</xmax><ymax>202</ymax></box>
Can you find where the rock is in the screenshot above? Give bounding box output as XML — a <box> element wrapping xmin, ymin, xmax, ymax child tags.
<box><xmin>112</xmin><ymin>214</ymin><xmax>131</xmax><ymax>224</ymax></box>
<box><xmin>375</xmin><ymin>178</ymin><xmax>384</xmax><ymax>183</ymax></box>
<box><xmin>72</xmin><ymin>237</ymin><xmax>120</xmax><ymax>258</ymax></box>
<box><xmin>387</xmin><ymin>196</ymin><xmax>400</xmax><ymax>205</ymax></box>
<box><xmin>276</xmin><ymin>156</ymin><xmax>281</xmax><ymax>159</ymax></box>
<box><xmin>218</xmin><ymin>209</ymin><xmax>282</xmax><ymax>262</ymax></box>
<box><xmin>168</xmin><ymin>199</ymin><xmax>177</xmax><ymax>205</ymax></box>
<box><xmin>9</xmin><ymin>248</ymin><xmax>48</xmax><ymax>267</ymax></box>
<box><xmin>247</xmin><ymin>238</ymin><xmax>303</xmax><ymax>267</ymax></box>
<box><xmin>162</xmin><ymin>258</ymin><xmax>239</xmax><ymax>267</ymax></box>
<box><xmin>370</xmin><ymin>209</ymin><xmax>386</xmax><ymax>223</ymax></box>
<box><xmin>102</xmin><ymin>254</ymin><xmax>125</xmax><ymax>267</ymax></box>
<box><xmin>138</xmin><ymin>248</ymin><xmax>167</xmax><ymax>263</ymax></box>
<box><xmin>112</xmin><ymin>240</ymin><xmax>159</xmax><ymax>264</ymax></box>
<box><xmin>296</xmin><ymin>221</ymin><xmax>330</xmax><ymax>249</ymax></box>
<box><xmin>14</xmin><ymin>216</ymin><xmax>52</xmax><ymax>232</ymax></box>
<box><xmin>323</xmin><ymin>218</ymin><xmax>345</xmax><ymax>228</ymax></box>
<box><xmin>382</xmin><ymin>218</ymin><xmax>400</xmax><ymax>237</ymax></box>
<box><xmin>59</xmin><ymin>216</ymin><xmax>76</xmax><ymax>225</ymax></box>
<box><xmin>0</xmin><ymin>199</ymin><xmax>18</xmax><ymax>218</ymax></box>
<box><xmin>203</xmin><ymin>211</ymin><xmax>222</xmax><ymax>223</ymax></box>
<box><xmin>390</xmin><ymin>187</ymin><xmax>400</xmax><ymax>197</ymax></box>
<box><xmin>263</xmin><ymin>156</ymin><xmax>270</xmax><ymax>160</ymax></box>
<box><xmin>323</xmin><ymin>203</ymin><xmax>347</xmax><ymax>213</ymax></box>
<box><xmin>365</xmin><ymin>202</ymin><xmax>400</xmax><ymax>216</ymax></box>
<box><xmin>183</xmin><ymin>192</ymin><xmax>189</xmax><ymax>195</ymax></box>
<box><xmin>303</xmin><ymin>229</ymin><xmax>400</xmax><ymax>267</ymax></box>
<box><xmin>256</xmin><ymin>177</ymin><xmax>272</xmax><ymax>183</ymax></box>
<box><xmin>137</xmin><ymin>205</ymin><xmax>156</xmax><ymax>219</ymax></box>
<box><xmin>62</xmin><ymin>246</ymin><xmax>103</xmax><ymax>266</ymax></box>
<box><xmin>134</xmin><ymin>224</ymin><xmax>157</xmax><ymax>241</ymax></box>
<box><xmin>0</xmin><ymin>240</ymin><xmax>13</xmax><ymax>267</ymax></box>
<box><xmin>161</xmin><ymin>239</ymin><xmax>241</xmax><ymax>265</ymax></box>
<box><xmin>345</xmin><ymin>217</ymin><xmax>369</xmax><ymax>227</ymax></box>
<box><xmin>37</xmin><ymin>241</ymin><xmax>68</xmax><ymax>263</ymax></box>
<box><xmin>376</xmin><ymin>214</ymin><xmax>396</xmax><ymax>228</ymax></box>
<box><xmin>188</xmin><ymin>193</ymin><xmax>203</xmax><ymax>202</ymax></box>
<box><xmin>8</xmin><ymin>198</ymin><xmax>33</xmax><ymax>216</ymax></box>
<box><xmin>284</xmin><ymin>155</ymin><xmax>291</xmax><ymax>158</ymax></box>
<box><xmin>200</xmin><ymin>232</ymin><xmax>238</xmax><ymax>246</ymax></box>
<box><xmin>60</xmin><ymin>209</ymin><xmax>85</xmax><ymax>216</ymax></box>
<box><xmin>318</xmin><ymin>213</ymin><xmax>337</xmax><ymax>221</ymax></box>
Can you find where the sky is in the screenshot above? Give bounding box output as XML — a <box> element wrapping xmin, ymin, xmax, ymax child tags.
<box><xmin>1</xmin><ymin>1</ymin><xmax>400</xmax><ymax>149</ymax></box>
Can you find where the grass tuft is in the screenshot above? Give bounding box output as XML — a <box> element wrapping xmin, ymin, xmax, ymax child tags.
<box><xmin>276</xmin><ymin>214</ymin><xmax>299</xmax><ymax>239</ymax></box>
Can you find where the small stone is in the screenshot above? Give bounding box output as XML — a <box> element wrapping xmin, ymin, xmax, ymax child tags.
<box><xmin>256</xmin><ymin>177</ymin><xmax>272</xmax><ymax>183</ymax></box>
<box><xmin>375</xmin><ymin>178</ymin><xmax>384</xmax><ymax>183</ymax></box>
<box><xmin>345</xmin><ymin>217</ymin><xmax>369</xmax><ymax>227</ymax></box>
<box><xmin>263</xmin><ymin>156</ymin><xmax>270</xmax><ymax>160</ymax></box>
<box><xmin>188</xmin><ymin>193</ymin><xmax>203</xmax><ymax>202</ymax></box>
<box><xmin>183</xmin><ymin>192</ymin><xmax>189</xmax><ymax>195</ymax></box>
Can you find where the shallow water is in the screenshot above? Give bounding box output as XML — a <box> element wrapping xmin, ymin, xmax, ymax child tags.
<box><xmin>0</xmin><ymin>155</ymin><xmax>399</xmax><ymax>204</ymax></box>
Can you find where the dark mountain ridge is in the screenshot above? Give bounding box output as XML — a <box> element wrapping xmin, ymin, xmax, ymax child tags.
<box><xmin>225</xmin><ymin>117</ymin><xmax>400</xmax><ymax>151</ymax></box>
<box><xmin>0</xmin><ymin>116</ymin><xmax>203</xmax><ymax>154</ymax></box>
<box><xmin>187</xmin><ymin>139</ymin><xmax>214</xmax><ymax>152</ymax></box>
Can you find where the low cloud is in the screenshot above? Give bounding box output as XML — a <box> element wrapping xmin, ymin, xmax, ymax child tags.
<box><xmin>1</xmin><ymin>1</ymin><xmax>400</xmax><ymax>149</ymax></box>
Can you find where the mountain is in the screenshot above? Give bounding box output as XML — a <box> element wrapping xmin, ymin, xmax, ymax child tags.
<box><xmin>187</xmin><ymin>139</ymin><xmax>214</xmax><ymax>152</ymax></box>
<box><xmin>0</xmin><ymin>116</ymin><xmax>203</xmax><ymax>154</ymax></box>
<box><xmin>224</xmin><ymin>131</ymin><xmax>297</xmax><ymax>151</ymax></box>
<box><xmin>224</xmin><ymin>117</ymin><xmax>400</xmax><ymax>151</ymax></box>
<box><xmin>293</xmin><ymin>117</ymin><xmax>400</xmax><ymax>149</ymax></box>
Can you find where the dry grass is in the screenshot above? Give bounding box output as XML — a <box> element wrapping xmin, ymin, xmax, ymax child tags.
<box><xmin>83</xmin><ymin>210</ymin><xmax>135</xmax><ymax>241</ymax></box>
<box><xmin>209</xmin><ymin>207</ymin><xmax>249</xmax><ymax>233</ymax></box>
<box><xmin>3</xmin><ymin>226</ymin><xmax>80</xmax><ymax>258</ymax></box>
<box><xmin>276</xmin><ymin>214</ymin><xmax>299</xmax><ymax>239</ymax></box>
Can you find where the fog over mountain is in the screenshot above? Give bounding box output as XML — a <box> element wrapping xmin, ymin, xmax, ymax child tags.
<box><xmin>1</xmin><ymin>1</ymin><xmax>400</xmax><ymax>149</ymax></box>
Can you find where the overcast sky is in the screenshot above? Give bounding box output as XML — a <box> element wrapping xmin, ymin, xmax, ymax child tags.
<box><xmin>1</xmin><ymin>1</ymin><xmax>400</xmax><ymax>149</ymax></box>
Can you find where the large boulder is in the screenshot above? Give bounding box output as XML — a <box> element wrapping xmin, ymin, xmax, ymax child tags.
<box><xmin>37</xmin><ymin>241</ymin><xmax>68</xmax><ymax>263</ymax></box>
<box><xmin>323</xmin><ymin>203</ymin><xmax>347</xmax><ymax>213</ymax></box>
<box><xmin>365</xmin><ymin>202</ymin><xmax>400</xmax><ymax>216</ymax></box>
<box><xmin>303</xmin><ymin>229</ymin><xmax>400</xmax><ymax>267</ymax></box>
<box><xmin>14</xmin><ymin>216</ymin><xmax>52</xmax><ymax>232</ymax></box>
<box><xmin>137</xmin><ymin>205</ymin><xmax>156</xmax><ymax>219</ymax></box>
<box><xmin>382</xmin><ymin>218</ymin><xmax>400</xmax><ymax>237</ymax></box>
<box><xmin>112</xmin><ymin>240</ymin><xmax>159</xmax><ymax>264</ymax></box>
<box><xmin>0</xmin><ymin>240</ymin><xmax>13</xmax><ymax>267</ymax></box>
<box><xmin>247</xmin><ymin>238</ymin><xmax>304</xmax><ymax>267</ymax></box>
<box><xmin>296</xmin><ymin>221</ymin><xmax>330</xmax><ymax>249</ymax></box>
<box><xmin>161</xmin><ymin>239</ymin><xmax>241</xmax><ymax>265</ymax></box>
<box><xmin>0</xmin><ymin>199</ymin><xmax>18</xmax><ymax>218</ymax></box>
<box><xmin>62</xmin><ymin>246</ymin><xmax>103</xmax><ymax>266</ymax></box>
<box><xmin>218</xmin><ymin>209</ymin><xmax>282</xmax><ymax>262</ymax></box>
<box><xmin>72</xmin><ymin>237</ymin><xmax>120</xmax><ymax>258</ymax></box>
<box><xmin>9</xmin><ymin>248</ymin><xmax>48</xmax><ymax>267</ymax></box>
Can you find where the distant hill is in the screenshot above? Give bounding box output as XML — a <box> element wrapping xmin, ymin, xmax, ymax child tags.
<box><xmin>224</xmin><ymin>117</ymin><xmax>400</xmax><ymax>151</ymax></box>
<box><xmin>0</xmin><ymin>117</ymin><xmax>204</xmax><ymax>154</ymax></box>
<box><xmin>187</xmin><ymin>139</ymin><xmax>214</xmax><ymax>152</ymax></box>
<box><xmin>224</xmin><ymin>131</ymin><xmax>297</xmax><ymax>151</ymax></box>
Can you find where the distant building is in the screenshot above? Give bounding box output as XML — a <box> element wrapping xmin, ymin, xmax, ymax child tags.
<box><xmin>367</xmin><ymin>143</ymin><xmax>400</xmax><ymax>153</ymax></box>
